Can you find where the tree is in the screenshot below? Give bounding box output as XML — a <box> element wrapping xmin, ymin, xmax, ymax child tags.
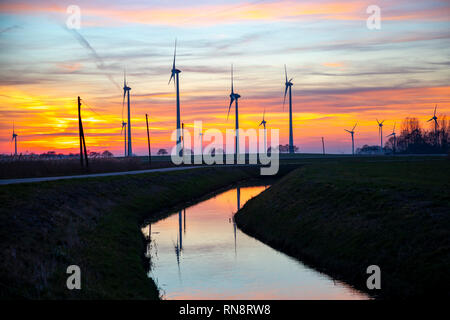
<box><xmin>385</xmin><ymin>115</ymin><xmax>449</xmax><ymax>154</ymax></box>
<box><xmin>157</xmin><ymin>149</ymin><xmax>168</xmax><ymax>155</ymax></box>
<box><xmin>102</xmin><ymin>150</ymin><xmax>113</xmax><ymax>158</ymax></box>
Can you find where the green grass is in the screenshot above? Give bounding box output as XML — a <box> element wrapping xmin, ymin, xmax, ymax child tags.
<box><xmin>235</xmin><ymin>158</ymin><xmax>450</xmax><ymax>299</ymax></box>
<box><xmin>0</xmin><ymin>166</ymin><xmax>274</xmax><ymax>299</ymax></box>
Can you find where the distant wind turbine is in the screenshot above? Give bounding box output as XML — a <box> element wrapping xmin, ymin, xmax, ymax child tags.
<box><xmin>123</xmin><ymin>71</ymin><xmax>132</xmax><ymax>156</ymax></box>
<box><xmin>169</xmin><ymin>39</ymin><xmax>182</xmax><ymax>156</ymax></box>
<box><xmin>427</xmin><ymin>105</ymin><xmax>439</xmax><ymax>144</ymax></box>
<box><xmin>259</xmin><ymin>108</ymin><xmax>267</xmax><ymax>153</ymax></box>
<box><xmin>386</xmin><ymin>122</ymin><xmax>397</xmax><ymax>153</ymax></box>
<box><xmin>199</xmin><ymin>131</ymin><xmax>203</xmax><ymax>155</ymax></box>
<box><xmin>283</xmin><ymin>65</ymin><xmax>294</xmax><ymax>154</ymax></box>
<box><xmin>227</xmin><ymin>64</ymin><xmax>241</xmax><ymax>155</ymax></box>
<box><xmin>344</xmin><ymin>123</ymin><xmax>357</xmax><ymax>155</ymax></box>
<box><xmin>376</xmin><ymin>119</ymin><xmax>385</xmax><ymax>152</ymax></box>
<box><xmin>121</xmin><ymin>121</ymin><xmax>127</xmax><ymax>157</ymax></box>
<box><xmin>12</xmin><ymin>122</ymin><xmax>18</xmax><ymax>156</ymax></box>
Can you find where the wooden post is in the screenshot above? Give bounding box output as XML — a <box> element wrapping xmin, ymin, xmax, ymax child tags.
<box><xmin>78</xmin><ymin>96</ymin><xmax>89</xmax><ymax>169</ymax></box>
<box><xmin>78</xmin><ymin>96</ymin><xmax>83</xmax><ymax>167</ymax></box>
<box><xmin>146</xmin><ymin>113</ymin><xmax>151</xmax><ymax>165</ymax></box>
<box><xmin>322</xmin><ymin>137</ymin><xmax>325</xmax><ymax>155</ymax></box>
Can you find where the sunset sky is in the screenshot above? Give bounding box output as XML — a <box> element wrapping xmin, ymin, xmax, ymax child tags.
<box><xmin>0</xmin><ymin>0</ymin><xmax>449</xmax><ymax>155</ymax></box>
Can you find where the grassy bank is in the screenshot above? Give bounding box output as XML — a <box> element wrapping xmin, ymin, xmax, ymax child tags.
<box><xmin>235</xmin><ymin>158</ymin><xmax>450</xmax><ymax>299</ymax></box>
<box><xmin>0</xmin><ymin>165</ymin><xmax>281</xmax><ymax>299</ymax></box>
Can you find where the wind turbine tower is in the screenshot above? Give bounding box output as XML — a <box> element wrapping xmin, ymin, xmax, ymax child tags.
<box><xmin>387</xmin><ymin>122</ymin><xmax>397</xmax><ymax>153</ymax></box>
<box><xmin>377</xmin><ymin>119</ymin><xmax>385</xmax><ymax>152</ymax></box>
<box><xmin>283</xmin><ymin>65</ymin><xmax>294</xmax><ymax>154</ymax></box>
<box><xmin>12</xmin><ymin>122</ymin><xmax>18</xmax><ymax>156</ymax></box>
<box><xmin>123</xmin><ymin>72</ymin><xmax>132</xmax><ymax>156</ymax></box>
<box><xmin>169</xmin><ymin>40</ymin><xmax>182</xmax><ymax>156</ymax></box>
<box><xmin>227</xmin><ymin>64</ymin><xmax>241</xmax><ymax>155</ymax></box>
<box><xmin>259</xmin><ymin>108</ymin><xmax>267</xmax><ymax>153</ymax></box>
<box><xmin>344</xmin><ymin>123</ymin><xmax>357</xmax><ymax>155</ymax></box>
<box><xmin>427</xmin><ymin>105</ymin><xmax>439</xmax><ymax>144</ymax></box>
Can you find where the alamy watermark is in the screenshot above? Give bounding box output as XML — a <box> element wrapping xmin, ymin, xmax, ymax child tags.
<box><xmin>366</xmin><ymin>265</ymin><xmax>381</xmax><ymax>289</ymax></box>
<box><xmin>170</xmin><ymin>121</ymin><xmax>279</xmax><ymax>175</ymax></box>
<box><xmin>366</xmin><ymin>5</ymin><xmax>381</xmax><ymax>30</ymax></box>
<box><xmin>66</xmin><ymin>265</ymin><xmax>81</xmax><ymax>290</ymax></box>
<box><xmin>66</xmin><ymin>5</ymin><xmax>81</xmax><ymax>30</ymax></box>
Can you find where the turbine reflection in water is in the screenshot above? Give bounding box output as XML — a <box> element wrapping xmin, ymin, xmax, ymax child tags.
<box><xmin>141</xmin><ymin>185</ymin><xmax>369</xmax><ymax>300</ymax></box>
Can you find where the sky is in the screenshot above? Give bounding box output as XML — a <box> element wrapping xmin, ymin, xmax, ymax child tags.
<box><xmin>0</xmin><ymin>0</ymin><xmax>449</xmax><ymax>155</ymax></box>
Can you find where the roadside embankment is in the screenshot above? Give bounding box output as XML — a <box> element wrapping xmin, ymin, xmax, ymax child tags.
<box><xmin>1</xmin><ymin>165</ymin><xmax>295</xmax><ymax>299</ymax></box>
<box><xmin>235</xmin><ymin>159</ymin><xmax>450</xmax><ymax>299</ymax></box>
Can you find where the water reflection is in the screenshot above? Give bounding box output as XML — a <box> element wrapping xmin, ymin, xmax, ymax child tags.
<box><xmin>142</xmin><ymin>185</ymin><xmax>369</xmax><ymax>300</ymax></box>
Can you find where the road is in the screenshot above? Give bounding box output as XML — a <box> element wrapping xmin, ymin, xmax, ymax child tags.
<box><xmin>0</xmin><ymin>165</ymin><xmax>208</xmax><ymax>186</ymax></box>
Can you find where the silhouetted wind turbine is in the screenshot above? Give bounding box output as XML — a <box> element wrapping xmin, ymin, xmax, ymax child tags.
<box><xmin>123</xmin><ymin>71</ymin><xmax>132</xmax><ymax>156</ymax></box>
<box><xmin>227</xmin><ymin>64</ymin><xmax>241</xmax><ymax>155</ymax></box>
<box><xmin>169</xmin><ymin>39</ymin><xmax>182</xmax><ymax>156</ymax></box>
<box><xmin>121</xmin><ymin>121</ymin><xmax>127</xmax><ymax>157</ymax></box>
<box><xmin>259</xmin><ymin>108</ymin><xmax>267</xmax><ymax>153</ymax></box>
<box><xmin>377</xmin><ymin>119</ymin><xmax>385</xmax><ymax>152</ymax></box>
<box><xmin>199</xmin><ymin>131</ymin><xmax>203</xmax><ymax>155</ymax></box>
<box><xmin>12</xmin><ymin>122</ymin><xmax>18</xmax><ymax>156</ymax></box>
<box><xmin>427</xmin><ymin>105</ymin><xmax>439</xmax><ymax>143</ymax></box>
<box><xmin>387</xmin><ymin>122</ymin><xmax>397</xmax><ymax>153</ymax></box>
<box><xmin>344</xmin><ymin>123</ymin><xmax>357</xmax><ymax>155</ymax></box>
<box><xmin>283</xmin><ymin>65</ymin><xmax>294</xmax><ymax>154</ymax></box>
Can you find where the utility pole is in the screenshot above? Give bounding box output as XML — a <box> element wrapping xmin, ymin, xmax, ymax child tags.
<box><xmin>321</xmin><ymin>137</ymin><xmax>325</xmax><ymax>155</ymax></box>
<box><xmin>146</xmin><ymin>113</ymin><xmax>151</xmax><ymax>165</ymax></box>
<box><xmin>78</xmin><ymin>96</ymin><xmax>89</xmax><ymax>168</ymax></box>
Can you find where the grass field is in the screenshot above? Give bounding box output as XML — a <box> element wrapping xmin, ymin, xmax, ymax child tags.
<box><xmin>1</xmin><ymin>165</ymin><xmax>285</xmax><ymax>299</ymax></box>
<box><xmin>235</xmin><ymin>157</ymin><xmax>450</xmax><ymax>299</ymax></box>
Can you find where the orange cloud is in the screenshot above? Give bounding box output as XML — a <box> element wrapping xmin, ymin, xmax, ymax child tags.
<box><xmin>1</xmin><ymin>1</ymin><xmax>448</xmax><ymax>26</ymax></box>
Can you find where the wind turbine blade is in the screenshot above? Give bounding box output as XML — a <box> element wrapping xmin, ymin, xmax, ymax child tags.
<box><xmin>283</xmin><ymin>85</ymin><xmax>288</xmax><ymax>110</ymax></box>
<box><xmin>393</xmin><ymin>122</ymin><xmax>396</xmax><ymax>132</ymax></box>
<box><xmin>352</xmin><ymin>123</ymin><xmax>357</xmax><ymax>131</ymax></box>
<box><xmin>284</xmin><ymin>64</ymin><xmax>288</xmax><ymax>83</ymax></box>
<box><xmin>344</xmin><ymin>129</ymin><xmax>351</xmax><ymax>133</ymax></box>
<box><xmin>427</xmin><ymin>118</ymin><xmax>433</xmax><ymax>122</ymax></box>
<box><xmin>231</xmin><ymin>64</ymin><xmax>234</xmax><ymax>94</ymax></box>
<box><xmin>227</xmin><ymin>98</ymin><xmax>233</xmax><ymax>120</ymax></box>
<box><xmin>122</xmin><ymin>89</ymin><xmax>126</xmax><ymax>119</ymax></box>
<box><xmin>168</xmin><ymin>73</ymin><xmax>174</xmax><ymax>85</ymax></box>
<box><xmin>173</xmin><ymin>39</ymin><xmax>177</xmax><ymax>70</ymax></box>
<box><xmin>376</xmin><ymin>119</ymin><xmax>380</xmax><ymax>125</ymax></box>
<box><xmin>434</xmin><ymin>104</ymin><xmax>437</xmax><ymax>116</ymax></box>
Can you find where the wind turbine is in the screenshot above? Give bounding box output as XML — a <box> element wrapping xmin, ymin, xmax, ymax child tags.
<box><xmin>427</xmin><ymin>105</ymin><xmax>439</xmax><ymax>144</ymax></box>
<box><xmin>169</xmin><ymin>39</ymin><xmax>182</xmax><ymax>156</ymax></box>
<box><xmin>12</xmin><ymin>122</ymin><xmax>18</xmax><ymax>156</ymax></box>
<box><xmin>376</xmin><ymin>119</ymin><xmax>385</xmax><ymax>152</ymax></box>
<box><xmin>123</xmin><ymin>71</ymin><xmax>132</xmax><ymax>156</ymax></box>
<box><xmin>121</xmin><ymin>121</ymin><xmax>127</xmax><ymax>157</ymax></box>
<box><xmin>259</xmin><ymin>108</ymin><xmax>267</xmax><ymax>153</ymax></box>
<box><xmin>199</xmin><ymin>131</ymin><xmax>203</xmax><ymax>155</ymax></box>
<box><xmin>387</xmin><ymin>122</ymin><xmax>397</xmax><ymax>153</ymax></box>
<box><xmin>283</xmin><ymin>65</ymin><xmax>294</xmax><ymax>154</ymax></box>
<box><xmin>227</xmin><ymin>64</ymin><xmax>241</xmax><ymax>155</ymax></box>
<box><xmin>344</xmin><ymin>123</ymin><xmax>357</xmax><ymax>155</ymax></box>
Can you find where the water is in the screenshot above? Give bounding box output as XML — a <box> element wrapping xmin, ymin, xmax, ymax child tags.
<box><xmin>142</xmin><ymin>185</ymin><xmax>369</xmax><ymax>300</ymax></box>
